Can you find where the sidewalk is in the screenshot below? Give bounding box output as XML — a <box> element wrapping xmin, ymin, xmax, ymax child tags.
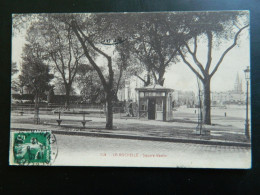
<box><xmin>10</xmin><ymin>113</ymin><xmax>251</xmax><ymax>147</ymax></box>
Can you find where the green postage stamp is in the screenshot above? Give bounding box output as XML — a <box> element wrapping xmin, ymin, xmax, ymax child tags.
<box><xmin>10</xmin><ymin>130</ymin><xmax>57</xmax><ymax>165</ymax></box>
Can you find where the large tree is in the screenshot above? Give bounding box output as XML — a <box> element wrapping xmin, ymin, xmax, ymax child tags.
<box><xmin>175</xmin><ymin>11</ymin><xmax>249</xmax><ymax>125</ymax></box>
<box><xmin>126</xmin><ymin>13</ymin><xmax>183</xmax><ymax>86</ymax></box>
<box><xmin>56</xmin><ymin>13</ymin><xmax>131</xmax><ymax>129</ymax></box>
<box><xmin>31</xmin><ymin>17</ymin><xmax>84</xmax><ymax>108</ymax></box>
<box><xmin>19</xmin><ymin>43</ymin><xmax>53</xmax><ymax>124</ymax></box>
<box><xmin>76</xmin><ymin>64</ymin><xmax>105</xmax><ymax>104</ymax></box>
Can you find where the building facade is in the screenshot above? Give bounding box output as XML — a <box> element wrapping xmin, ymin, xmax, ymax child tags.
<box><xmin>211</xmin><ymin>73</ymin><xmax>246</xmax><ymax>105</ymax></box>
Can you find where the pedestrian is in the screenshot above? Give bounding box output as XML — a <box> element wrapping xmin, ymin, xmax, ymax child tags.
<box><xmin>128</xmin><ymin>101</ymin><xmax>134</xmax><ymax>117</ymax></box>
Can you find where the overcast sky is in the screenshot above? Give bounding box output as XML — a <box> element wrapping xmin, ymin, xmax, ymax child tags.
<box><xmin>12</xmin><ymin>16</ymin><xmax>250</xmax><ymax>94</ymax></box>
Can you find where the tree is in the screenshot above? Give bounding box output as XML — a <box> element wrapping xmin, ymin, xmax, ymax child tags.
<box><xmin>31</xmin><ymin>17</ymin><xmax>84</xmax><ymax>109</ymax></box>
<box><xmin>113</xmin><ymin>40</ymin><xmax>133</xmax><ymax>94</ymax></box>
<box><xmin>76</xmin><ymin>64</ymin><xmax>105</xmax><ymax>103</ymax></box>
<box><xmin>126</xmin><ymin>13</ymin><xmax>184</xmax><ymax>86</ymax></box>
<box><xmin>53</xmin><ymin>77</ymin><xmax>77</xmax><ymax>96</ymax></box>
<box><xmin>176</xmin><ymin>11</ymin><xmax>249</xmax><ymax>124</ymax></box>
<box><xmin>47</xmin><ymin>87</ymin><xmax>55</xmax><ymax>104</ymax></box>
<box><xmin>19</xmin><ymin>43</ymin><xmax>53</xmax><ymax>124</ymax></box>
<box><xmin>11</xmin><ymin>62</ymin><xmax>19</xmax><ymax>75</ymax></box>
<box><xmin>66</xmin><ymin>13</ymin><xmax>131</xmax><ymax>129</ymax></box>
<box><xmin>11</xmin><ymin>62</ymin><xmax>21</xmax><ymax>92</ymax></box>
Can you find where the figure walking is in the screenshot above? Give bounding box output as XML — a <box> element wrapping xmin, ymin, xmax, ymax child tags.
<box><xmin>128</xmin><ymin>101</ymin><xmax>134</xmax><ymax>117</ymax></box>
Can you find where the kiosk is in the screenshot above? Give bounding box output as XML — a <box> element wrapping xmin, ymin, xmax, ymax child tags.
<box><xmin>135</xmin><ymin>84</ymin><xmax>173</xmax><ymax>121</ymax></box>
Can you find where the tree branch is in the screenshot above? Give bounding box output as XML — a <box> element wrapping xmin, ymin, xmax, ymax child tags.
<box><xmin>67</xmin><ymin>26</ymin><xmax>72</xmax><ymax>80</ymax></box>
<box><xmin>152</xmin><ymin>69</ymin><xmax>158</xmax><ymax>84</ymax></box>
<box><xmin>50</xmin><ymin>52</ymin><xmax>67</xmax><ymax>85</ymax></box>
<box><xmin>194</xmin><ymin>36</ymin><xmax>197</xmax><ymax>55</ymax></box>
<box><xmin>205</xmin><ymin>31</ymin><xmax>213</xmax><ymax>73</ymax></box>
<box><xmin>71</xmin><ymin>60</ymin><xmax>79</xmax><ymax>82</ymax></box>
<box><xmin>210</xmin><ymin>24</ymin><xmax>249</xmax><ymax>77</ymax></box>
<box><xmin>115</xmin><ymin>63</ymin><xmax>123</xmax><ymax>95</ymax></box>
<box><xmin>74</xmin><ymin>21</ymin><xmax>113</xmax><ymax>88</ymax></box>
<box><xmin>165</xmin><ymin>49</ymin><xmax>177</xmax><ymax>66</ymax></box>
<box><xmin>178</xmin><ymin>49</ymin><xmax>204</xmax><ymax>81</ymax></box>
<box><xmin>135</xmin><ymin>74</ymin><xmax>146</xmax><ymax>84</ymax></box>
<box><xmin>71</xmin><ymin>21</ymin><xmax>108</xmax><ymax>90</ymax></box>
<box><xmin>184</xmin><ymin>42</ymin><xmax>205</xmax><ymax>76</ymax></box>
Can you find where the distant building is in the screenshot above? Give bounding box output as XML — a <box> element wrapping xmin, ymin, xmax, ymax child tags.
<box><xmin>117</xmin><ymin>76</ymin><xmax>145</xmax><ymax>102</ymax></box>
<box><xmin>234</xmin><ymin>73</ymin><xmax>243</xmax><ymax>94</ymax></box>
<box><xmin>211</xmin><ymin>73</ymin><xmax>246</xmax><ymax>105</ymax></box>
<box><xmin>172</xmin><ymin>90</ymin><xmax>196</xmax><ymax>107</ymax></box>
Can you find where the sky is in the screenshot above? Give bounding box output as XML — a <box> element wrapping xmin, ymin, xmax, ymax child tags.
<box><xmin>12</xmin><ymin>14</ymin><xmax>250</xmax><ymax>94</ymax></box>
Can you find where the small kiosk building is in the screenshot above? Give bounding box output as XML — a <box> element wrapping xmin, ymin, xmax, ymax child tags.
<box><xmin>135</xmin><ymin>84</ymin><xmax>173</xmax><ymax>121</ymax></box>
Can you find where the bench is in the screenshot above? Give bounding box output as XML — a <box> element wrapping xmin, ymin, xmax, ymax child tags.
<box><xmin>55</xmin><ymin>111</ymin><xmax>92</xmax><ymax>127</ymax></box>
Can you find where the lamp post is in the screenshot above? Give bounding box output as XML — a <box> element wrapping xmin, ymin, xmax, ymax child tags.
<box><xmin>196</xmin><ymin>76</ymin><xmax>203</xmax><ymax>135</ymax></box>
<box><xmin>244</xmin><ymin>66</ymin><xmax>250</xmax><ymax>139</ymax></box>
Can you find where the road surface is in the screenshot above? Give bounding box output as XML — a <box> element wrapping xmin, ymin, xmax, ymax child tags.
<box><xmin>53</xmin><ymin>134</ymin><xmax>251</xmax><ymax>168</ymax></box>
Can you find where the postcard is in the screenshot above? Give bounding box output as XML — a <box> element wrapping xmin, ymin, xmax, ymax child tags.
<box><xmin>10</xmin><ymin>11</ymin><xmax>251</xmax><ymax>168</ymax></box>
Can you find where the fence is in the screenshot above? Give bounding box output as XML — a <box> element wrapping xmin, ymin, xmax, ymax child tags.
<box><xmin>11</xmin><ymin>103</ymin><xmax>131</xmax><ymax>119</ymax></box>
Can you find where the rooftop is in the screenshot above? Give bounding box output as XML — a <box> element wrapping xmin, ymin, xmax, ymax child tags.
<box><xmin>135</xmin><ymin>84</ymin><xmax>174</xmax><ymax>92</ymax></box>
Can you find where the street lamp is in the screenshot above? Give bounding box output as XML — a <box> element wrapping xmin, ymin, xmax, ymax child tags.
<box><xmin>244</xmin><ymin>66</ymin><xmax>250</xmax><ymax>139</ymax></box>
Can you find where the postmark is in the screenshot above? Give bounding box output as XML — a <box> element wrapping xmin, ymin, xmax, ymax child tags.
<box><xmin>10</xmin><ymin>130</ymin><xmax>58</xmax><ymax>165</ymax></box>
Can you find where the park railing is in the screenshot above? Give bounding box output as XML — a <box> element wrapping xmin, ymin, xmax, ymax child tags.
<box><xmin>11</xmin><ymin>103</ymin><xmax>130</xmax><ymax>119</ymax></box>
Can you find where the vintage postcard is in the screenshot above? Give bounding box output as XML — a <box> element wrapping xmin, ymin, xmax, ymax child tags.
<box><xmin>10</xmin><ymin>11</ymin><xmax>251</xmax><ymax>168</ymax></box>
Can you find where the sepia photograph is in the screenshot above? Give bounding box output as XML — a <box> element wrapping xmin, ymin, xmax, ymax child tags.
<box><xmin>9</xmin><ymin>11</ymin><xmax>251</xmax><ymax>168</ymax></box>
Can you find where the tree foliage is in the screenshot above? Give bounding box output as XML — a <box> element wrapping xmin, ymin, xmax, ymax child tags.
<box><xmin>27</xmin><ymin>15</ymin><xmax>85</xmax><ymax>108</ymax></box>
<box><xmin>19</xmin><ymin>43</ymin><xmax>53</xmax><ymax>98</ymax></box>
<box><xmin>76</xmin><ymin>64</ymin><xmax>105</xmax><ymax>103</ymax></box>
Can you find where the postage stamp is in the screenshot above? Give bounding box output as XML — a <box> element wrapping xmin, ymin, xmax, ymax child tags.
<box><xmin>9</xmin><ymin>130</ymin><xmax>58</xmax><ymax>165</ymax></box>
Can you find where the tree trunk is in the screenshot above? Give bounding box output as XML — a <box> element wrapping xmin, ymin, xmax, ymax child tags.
<box><xmin>105</xmin><ymin>91</ymin><xmax>113</xmax><ymax>129</ymax></box>
<box><xmin>202</xmin><ymin>78</ymin><xmax>211</xmax><ymax>125</ymax></box>
<box><xmin>144</xmin><ymin>74</ymin><xmax>151</xmax><ymax>86</ymax></box>
<box><xmin>158</xmin><ymin>78</ymin><xmax>165</xmax><ymax>86</ymax></box>
<box><xmin>34</xmin><ymin>92</ymin><xmax>40</xmax><ymax>124</ymax></box>
<box><xmin>158</xmin><ymin>69</ymin><xmax>165</xmax><ymax>86</ymax></box>
<box><xmin>65</xmin><ymin>85</ymin><xmax>71</xmax><ymax>109</ymax></box>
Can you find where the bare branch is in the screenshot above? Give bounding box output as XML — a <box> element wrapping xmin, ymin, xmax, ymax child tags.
<box><xmin>178</xmin><ymin>49</ymin><xmax>204</xmax><ymax>81</ymax></box>
<box><xmin>71</xmin><ymin>60</ymin><xmax>79</xmax><ymax>82</ymax></box>
<box><xmin>74</xmin><ymin>21</ymin><xmax>113</xmax><ymax>86</ymax></box>
<box><xmin>184</xmin><ymin>42</ymin><xmax>205</xmax><ymax>76</ymax></box>
<box><xmin>210</xmin><ymin>24</ymin><xmax>249</xmax><ymax>77</ymax></box>
<box><xmin>71</xmin><ymin>21</ymin><xmax>108</xmax><ymax>90</ymax></box>
<box><xmin>67</xmin><ymin>26</ymin><xmax>72</xmax><ymax>80</ymax></box>
<box><xmin>50</xmin><ymin>52</ymin><xmax>67</xmax><ymax>84</ymax></box>
<box><xmin>194</xmin><ymin>36</ymin><xmax>197</xmax><ymax>55</ymax></box>
<box><xmin>165</xmin><ymin>49</ymin><xmax>177</xmax><ymax>66</ymax></box>
<box><xmin>135</xmin><ymin>74</ymin><xmax>146</xmax><ymax>83</ymax></box>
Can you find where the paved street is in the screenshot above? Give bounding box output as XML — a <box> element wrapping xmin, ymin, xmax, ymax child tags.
<box><xmin>53</xmin><ymin>134</ymin><xmax>251</xmax><ymax>168</ymax></box>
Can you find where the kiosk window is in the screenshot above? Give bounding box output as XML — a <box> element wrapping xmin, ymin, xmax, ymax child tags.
<box><xmin>140</xmin><ymin>99</ymin><xmax>147</xmax><ymax>111</ymax></box>
<box><xmin>156</xmin><ymin>99</ymin><xmax>163</xmax><ymax>111</ymax></box>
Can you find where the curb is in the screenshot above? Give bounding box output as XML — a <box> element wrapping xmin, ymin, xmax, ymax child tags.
<box><xmin>11</xmin><ymin>128</ymin><xmax>251</xmax><ymax>148</ymax></box>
